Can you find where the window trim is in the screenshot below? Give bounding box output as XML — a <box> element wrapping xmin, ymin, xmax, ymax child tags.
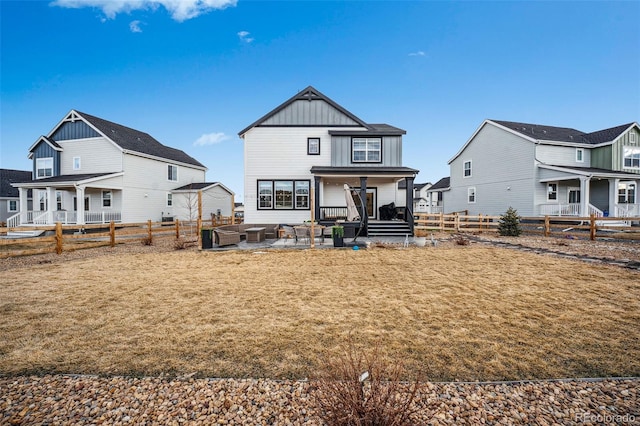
<box><xmin>618</xmin><ymin>181</ymin><xmax>636</xmax><ymax>204</ymax></box>
<box><xmin>307</xmin><ymin>138</ymin><xmax>320</xmax><ymax>155</ymax></box>
<box><xmin>36</xmin><ymin>157</ymin><xmax>53</xmax><ymax>179</ymax></box>
<box><xmin>166</xmin><ymin>193</ymin><xmax>173</xmax><ymax>207</ymax></box>
<box><xmin>547</xmin><ymin>182</ymin><xmax>558</xmax><ymax>201</ymax></box>
<box><xmin>351</xmin><ymin>137</ymin><xmax>382</xmax><ymax>163</ymax></box>
<box><xmin>56</xmin><ymin>191</ymin><xmax>63</xmax><ymax>211</ymax></box>
<box><xmin>256</xmin><ymin>179</ymin><xmax>311</xmax><ymax>210</ymax></box>
<box><xmin>73</xmin><ymin>156</ymin><xmax>81</xmax><ymax>170</ymax></box>
<box><xmin>38</xmin><ymin>190</ymin><xmax>48</xmax><ymax>211</ymax></box>
<box><xmin>575</xmin><ymin>148</ymin><xmax>584</xmax><ymax>163</ymax></box>
<box><xmin>167</xmin><ymin>164</ymin><xmax>178</xmax><ymax>182</ymax></box>
<box><xmin>8</xmin><ymin>200</ymin><xmax>17</xmax><ymax>212</ymax></box>
<box><xmin>623</xmin><ymin>147</ymin><xmax>640</xmax><ymax>169</ymax></box>
<box><xmin>102</xmin><ymin>190</ymin><xmax>112</xmax><ymax>208</ymax></box>
<box><xmin>630</xmin><ymin>132</ymin><xmax>636</xmax><ymax>144</ymax></box>
<box><xmin>467</xmin><ymin>187</ymin><xmax>476</xmax><ymax>204</ymax></box>
<box><xmin>463</xmin><ymin>160</ymin><xmax>472</xmax><ymax>178</ymax></box>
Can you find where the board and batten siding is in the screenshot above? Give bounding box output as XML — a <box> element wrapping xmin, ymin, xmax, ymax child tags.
<box><xmin>592</xmin><ymin>127</ymin><xmax>640</xmax><ymax>173</ymax></box>
<box><xmin>51</xmin><ymin>120</ymin><xmax>100</xmax><ymax>141</ymax></box>
<box><xmin>536</xmin><ymin>144</ymin><xmax>591</xmax><ymax>167</ymax></box>
<box><xmin>32</xmin><ymin>143</ymin><xmax>61</xmax><ymax>177</ymax></box>
<box><xmin>261</xmin><ymin>100</ymin><xmax>362</xmax><ymax>126</ymax></box>
<box><xmin>58</xmin><ymin>138</ymin><xmax>122</xmax><ymax>175</ymax></box>
<box><xmin>331</xmin><ymin>135</ymin><xmax>402</xmax><ymax>167</ymax></box>
<box><xmin>121</xmin><ymin>153</ymin><xmax>205</xmax><ymax>223</ymax></box>
<box><xmin>447</xmin><ymin>123</ymin><xmax>537</xmax><ymax>216</ymax></box>
<box><xmin>243</xmin><ymin>127</ymin><xmax>332</xmax><ymax>224</ymax></box>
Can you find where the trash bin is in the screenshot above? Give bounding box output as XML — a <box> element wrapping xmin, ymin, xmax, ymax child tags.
<box><xmin>201</xmin><ymin>229</ymin><xmax>213</xmax><ymax>249</ymax></box>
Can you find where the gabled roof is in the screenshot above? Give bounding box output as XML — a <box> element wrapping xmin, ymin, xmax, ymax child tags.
<box><xmin>427</xmin><ymin>177</ymin><xmax>450</xmax><ymax>191</ymax></box>
<box><xmin>0</xmin><ymin>169</ymin><xmax>32</xmax><ymax>197</ymax></box>
<box><xmin>397</xmin><ymin>181</ymin><xmax>430</xmax><ymax>190</ymax></box>
<box><xmin>238</xmin><ymin>86</ymin><xmax>371</xmax><ymax>136</ymax></box>
<box><xmin>28</xmin><ymin>135</ymin><xmax>63</xmax><ymax>158</ymax></box>
<box><xmin>172</xmin><ymin>182</ymin><xmax>234</xmax><ymax>195</ymax></box>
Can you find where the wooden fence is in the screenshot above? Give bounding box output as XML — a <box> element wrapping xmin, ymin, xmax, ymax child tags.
<box><xmin>415</xmin><ymin>213</ymin><xmax>500</xmax><ymax>233</ymax></box>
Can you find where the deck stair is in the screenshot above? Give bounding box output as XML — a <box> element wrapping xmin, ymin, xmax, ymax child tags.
<box><xmin>6</xmin><ymin>230</ymin><xmax>45</xmax><ymax>238</ymax></box>
<box><xmin>367</xmin><ymin>220</ymin><xmax>412</xmax><ymax>237</ymax></box>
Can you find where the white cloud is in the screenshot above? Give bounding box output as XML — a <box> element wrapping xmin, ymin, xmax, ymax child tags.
<box><xmin>129</xmin><ymin>20</ymin><xmax>143</xmax><ymax>32</ymax></box>
<box><xmin>51</xmin><ymin>0</ymin><xmax>237</xmax><ymax>22</ymax></box>
<box><xmin>194</xmin><ymin>132</ymin><xmax>230</xmax><ymax>146</ymax></box>
<box><xmin>409</xmin><ymin>50</ymin><xmax>426</xmax><ymax>57</ymax></box>
<box><xmin>237</xmin><ymin>30</ymin><xmax>254</xmax><ymax>43</ymax></box>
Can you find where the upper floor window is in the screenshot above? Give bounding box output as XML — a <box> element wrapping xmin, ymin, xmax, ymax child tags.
<box><xmin>547</xmin><ymin>183</ymin><xmax>558</xmax><ymax>201</ymax></box>
<box><xmin>623</xmin><ymin>147</ymin><xmax>640</xmax><ymax>169</ymax></box>
<box><xmin>36</xmin><ymin>157</ymin><xmax>53</xmax><ymax>179</ymax></box>
<box><xmin>630</xmin><ymin>132</ymin><xmax>637</xmax><ymax>144</ymax></box>
<box><xmin>8</xmin><ymin>200</ymin><xmax>17</xmax><ymax>212</ymax></box>
<box><xmin>467</xmin><ymin>187</ymin><xmax>476</xmax><ymax>203</ymax></box>
<box><xmin>257</xmin><ymin>180</ymin><xmax>310</xmax><ymax>210</ymax></box>
<box><xmin>168</xmin><ymin>164</ymin><xmax>178</xmax><ymax>181</ymax></box>
<box><xmin>463</xmin><ymin>160</ymin><xmax>472</xmax><ymax>177</ymax></box>
<box><xmin>102</xmin><ymin>190</ymin><xmax>112</xmax><ymax>208</ymax></box>
<box><xmin>576</xmin><ymin>148</ymin><xmax>584</xmax><ymax>163</ymax></box>
<box><xmin>352</xmin><ymin>138</ymin><xmax>381</xmax><ymax>163</ymax></box>
<box><xmin>307</xmin><ymin>138</ymin><xmax>320</xmax><ymax>155</ymax></box>
<box><xmin>73</xmin><ymin>157</ymin><xmax>81</xmax><ymax>170</ymax></box>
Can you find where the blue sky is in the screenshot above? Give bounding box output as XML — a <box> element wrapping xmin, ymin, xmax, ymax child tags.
<box><xmin>1</xmin><ymin>0</ymin><xmax>639</xmax><ymax>202</ymax></box>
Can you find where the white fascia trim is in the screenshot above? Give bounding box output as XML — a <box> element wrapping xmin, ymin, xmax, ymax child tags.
<box><xmin>27</xmin><ymin>136</ymin><xmax>64</xmax><ymax>153</ymax></box>
<box><xmin>78</xmin><ymin>172</ymin><xmax>125</xmax><ymax>186</ymax></box>
<box><xmin>538</xmin><ymin>164</ymin><xmax>639</xmax><ymax>180</ymax></box>
<box><xmin>122</xmin><ymin>150</ymin><xmax>207</xmax><ymax>171</ymax></box>
<box><xmin>536</xmin><ymin>140</ymin><xmax>613</xmax><ymax>148</ymax></box>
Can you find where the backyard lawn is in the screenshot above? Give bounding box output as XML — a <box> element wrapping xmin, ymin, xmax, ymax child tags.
<box><xmin>1</xmin><ymin>246</ymin><xmax>638</xmax><ymax>381</ymax></box>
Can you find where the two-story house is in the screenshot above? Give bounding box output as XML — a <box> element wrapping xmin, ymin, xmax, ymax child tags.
<box><xmin>8</xmin><ymin>110</ymin><xmax>221</xmax><ymax>227</ymax></box>
<box><xmin>238</xmin><ymin>86</ymin><xmax>419</xmax><ymax>236</ymax></box>
<box><xmin>397</xmin><ymin>181</ymin><xmax>433</xmax><ymax>214</ymax></box>
<box><xmin>446</xmin><ymin>119</ymin><xmax>640</xmax><ymax>218</ymax></box>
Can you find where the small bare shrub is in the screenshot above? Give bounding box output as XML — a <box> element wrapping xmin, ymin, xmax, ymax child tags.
<box><xmin>174</xmin><ymin>238</ymin><xmax>189</xmax><ymax>250</ymax></box>
<box><xmin>311</xmin><ymin>340</ymin><xmax>431</xmax><ymax>426</ymax></box>
<box><xmin>454</xmin><ymin>235</ymin><xmax>469</xmax><ymax>246</ymax></box>
<box><xmin>141</xmin><ymin>236</ymin><xmax>153</xmax><ymax>246</ymax></box>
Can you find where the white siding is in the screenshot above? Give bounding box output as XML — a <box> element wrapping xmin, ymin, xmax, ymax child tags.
<box><xmin>121</xmin><ymin>153</ymin><xmax>206</xmax><ymax>222</ymax></box>
<box><xmin>58</xmin><ymin>137</ymin><xmax>122</xmax><ymax>174</ymax></box>
<box><xmin>447</xmin><ymin>123</ymin><xmax>537</xmax><ymax>216</ymax></box>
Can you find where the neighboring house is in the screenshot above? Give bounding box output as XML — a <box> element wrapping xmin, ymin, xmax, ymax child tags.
<box><xmin>171</xmin><ymin>182</ymin><xmax>234</xmax><ymax>222</ymax></box>
<box><xmin>9</xmin><ymin>110</ymin><xmax>208</xmax><ymax>227</ymax></box>
<box><xmin>425</xmin><ymin>177</ymin><xmax>449</xmax><ymax>214</ymax></box>
<box><xmin>446</xmin><ymin>119</ymin><xmax>640</xmax><ymax>217</ymax></box>
<box><xmin>1</xmin><ymin>169</ymin><xmax>33</xmax><ymax>225</ymax></box>
<box><xmin>238</xmin><ymin>86</ymin><xmax>419</xmax><ymax>235</ymax></box>
<box><xmin>397</xmin><ymin>181</ymin><xmax>433</xmax><ymax>214</ymax></box>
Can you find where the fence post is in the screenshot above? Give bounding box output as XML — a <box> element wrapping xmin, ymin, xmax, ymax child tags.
<box><xmin>110</xmin><ymin>221</ymin><xmax>116</xmax><ymax>247</ymax></box>
<box><xmin>175</xmin><ymin>219</ymin><xmax>180</xmax><ymax>239</ymax></box>
<box><xmin>455</xmin><ymin>213</ymin><xmax>460</xmax><ymax>231</ymax></box>
<box><xmin>590</xmin><ymin>213</ymin><xmax>596</xmax><ymax>241</ymax></box>
<box><xmin>544</xmin><ymin>215</ymin><xmax>550</xmax><ymax>237</ymax></box>
<box><xmin>55</xmin><ymin>222</ymin><xmax>63</xmax><ymax>254</ymax></box>
<box><xmin>147</xmin><ymin>220</ymin><xmax>153</xmax><ymax>244</ymax></box>
<box><xmin>439</xmin><ymin>212</ymin><xmax>444</xmax><ymax>231</ymax></box>
<box><xmin>479</xmin><ymin>213</ymin><xmax>483</xmax><ymax>230</ymax></box>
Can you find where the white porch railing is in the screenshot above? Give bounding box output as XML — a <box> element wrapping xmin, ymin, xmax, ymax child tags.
<box><xmin>6</xmin><ymin>210</ymin><xmax>122</xmax><ymax>227</ymax></box>
<box><xmin>615</xmin><ymin>203</ymin><xmax>640</xmax><ymax>217</ymax></box>
<box><xmin>430</xmin><ymin>206</ymin><xmax>444</xmax><ymax>214</ymax></box>
<box><xmin>539</xmin><ymin>203</ymin><xmax>581</xmax><ymax>216</ymax></box>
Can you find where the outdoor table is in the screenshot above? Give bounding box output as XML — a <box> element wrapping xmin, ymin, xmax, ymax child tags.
<box><xmin>245</xmin><ymin>227</ymin><xmax>266</xmax><ymax>243</ymax></box>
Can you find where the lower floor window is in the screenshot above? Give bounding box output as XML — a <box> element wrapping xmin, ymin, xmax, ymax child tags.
<box><xmin>618</xmin><ymin>182</ymin><xmax>636</xmax><ymax>204</ymax></box>
<box><xmin>468</xmin><ymin>187</ymin><xmax>476</xmax><ymax>203</ymax></box>
<box><xmin>102</xmin><ymin>190</ymin><xmax>112</xmax><ymax>208</ymax></box>
<box><xmin>8</xmin><ymin>200</ymin><xmax>17</xmax><ymax>212</ymax></box>
<box><xmin>258</xmin><ymin>179</ymin><xmax>310</xmax><ymax>210</ymax></box>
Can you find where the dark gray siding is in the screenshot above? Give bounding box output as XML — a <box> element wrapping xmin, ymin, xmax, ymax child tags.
<box><xmin>331</xmin><ymin>135</ymin><xmax>402</xmax><ymax>167</ymax></box>
<box><xmin>52</xmin><ymin>121</ymin><xmax>100</xmax><ymax>141</ymax></box>
<box><xmin>589</xmin><ymin>179</ymin><xmax>609</xmax><ymax>212</ymax></box>
<box><xmin>262</xmin><ymin>100</ymin><xmax>362</xmax><ymax>126</ymax></box>
<box><xmin>32</xmin><ymin>143</ymin><xmax>60</xmax><ymax>177</ymax></box>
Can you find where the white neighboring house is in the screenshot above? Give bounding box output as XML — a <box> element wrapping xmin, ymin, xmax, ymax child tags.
<box><xmin>425</xmin><ymin>177</ymin><xmax>450</xmax><ymax>214</ymax></box>
<box><xmin>446</xmin><ymin>119</ymin><xmax>640</xmax><ymax>217</ymax></box>
<box><xmin>9</xmin><ymin>110</ymin><xmax>210</xmax><ymax>227</ymax></box>
<box><xmin>1</xmin><ymin>169</ymin><xmax>33</xmax><ymax>225</ymax></box>
<box><xmin>238</xmin><ymin>86</ymin><xmax>420</xmax><ymax>236</ymax></box>
<box><xmin>397</xmin><ymin>181</ymin><xmax>433</xmax><ymax>214</ymax></box>
<box><xmin>170</xmin><ymin>182</ymin><xmax>234</xmax><ymax>223</ymax></box>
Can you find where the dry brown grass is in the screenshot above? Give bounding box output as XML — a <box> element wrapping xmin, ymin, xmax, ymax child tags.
<box><xmin>1</xmin><ymin>246</ymin><xmax>639</xmax><ymax>381</ymax></box>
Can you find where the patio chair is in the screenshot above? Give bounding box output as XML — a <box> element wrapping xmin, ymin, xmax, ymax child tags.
<box><xmin>280</xmin><ymin>225</ymin><xmax>296</xmax><ymax>244</ymax></box>
<box><xmin>312</xmin><ymin>226</ymin><xmax>325</xmax><ymax>245</ymax></box>
<box><xmin>294</xmin><ymin>226</ymin><xmax>309</xmax><ymax>245</ymax></box>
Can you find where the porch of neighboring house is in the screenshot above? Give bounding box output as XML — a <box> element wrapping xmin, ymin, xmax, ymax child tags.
<box><xmin>310</xmin><ymin>170</ymin><xmax>418</xmax><ymax>237</ymax></box>
<box><xmin>7</xmin><ymin>184</ymin><xmax>122</xmax><ymax>228</ymax></box>
<box><xmin>538</xmin><ymin>174</ymin><xmax>639</xmax><ymax>220</ymax></box>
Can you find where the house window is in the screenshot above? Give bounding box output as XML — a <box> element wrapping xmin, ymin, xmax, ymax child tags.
<box><xmin>36</xmin><ymin>157</ymin><xmax>53</xmax><ymax>178</ymax></box>
<box><xmin>257</xmin><ymin>180</ymin><xmax>310</xmax><ymax>210</ymax></box>
<box><xmin>73</xmin><ymin>157</ymin><xmax>81</xmax><ymax>170</ymax></box>
<box><xmin>467</xmin><ymin>187</ymin><xmax>476</xmax><ymax>203</ymax></box>
<box><xmin>576</xmin><ymin>148</ymin><xmax>584</xmax><ymax>163</ymax></box>
<box><xmin>463</xmin><ymin>160</ymin><xmax>472</xmax><ymax>177</ymax></box>
<box><xmin>38</xmin><ymin>190</ymin><xmax>48</xmax><ymax>211</ymax></box>
<box><xmin>167</xmin><ymin>193</ymin><xmax>173</xmax><ymax>207</ymax></box>
<box><xmin>102</xmin><ymin>190</ymin><xmax>112</xmax><ymax>208</ymax></box>
<box><xmin>167</xmin><ymin>164</ymin><xmax>178</xmax><ymax>181</ymax></box>
<box><xmin>307</xmin><ymin>138</ymin><xmax>320</xmax><ymax>155</ymax></box>
<box><xmin>630</xmin><ymin>132</ymin><xmax>637</xmax><ymax>144</ymax></box>
<box><xmin>547</xmin><ymin>183</ymin><xmax>558</xmax><ymax>201</ymax></box>
<box><xmin>56</xmin><ymin>191</ymin><xmax>63</xmax><ymax>210</ymax></box>
<box><xmin>8</xmin><ymin>200</ymin><xmax>17</xmax><ymax>212</ymax></box>
<box><xmin>618</xmin><ymin>182</ymin><xmax>636</xmax><ymax>204</ymax></box>
<box><xmin>623</xmin><ymin>147</ymin><xmax>640</xmax><ymax>168</ymax></box>
<box><xmin>352</xmin><ymin>138</ymin><xmax>381</xmax><ymax>163</ymax></box>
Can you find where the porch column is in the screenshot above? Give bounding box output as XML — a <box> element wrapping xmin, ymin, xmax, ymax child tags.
<box><xmin>314</xmin><ymin>176</ymin><xmax>321</xmax><ymax>222</ymax></box>
<box><xmin>47</xmin><ymin>187</ymin><xmax>56</xmax><ymax>223</ymax></box>
<box><xmin>18</xmin><ymin>187</ymin><xmax>29</xmax><ymax>223</ymax></box>
<box><xmin>580</xmin><ymin>176</ymin><xmax>590</xmax><ymax>217</ymax></box>
<box><xmin>359</xmin><ymin>177</ymin><xmax>368</xmax><ymax>229</ymax></box>
<box><xmin>404</xmin><ymin>176</ymin><xmax>415</xmax><ymax>234</ymax></box>
<box><xmin>609</xmin><ymin>178</ymin><xmax>619</xmax><ymax>217</ymax></box>
<box><xmin>76</xmin><ymin>185</ymin><xmax>86</xmax><ymax>225</ymax></box>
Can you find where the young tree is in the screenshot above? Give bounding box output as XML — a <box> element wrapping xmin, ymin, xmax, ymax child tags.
<box><xmin>498</xmin><ymin>206</ymin><xmax>522</xmax><ymax>236</ymax></box>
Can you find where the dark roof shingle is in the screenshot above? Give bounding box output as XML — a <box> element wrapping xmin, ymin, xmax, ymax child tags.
<box><xmin>0</xmin><ymin>169</ymin><xmax>32</xmax><ymax>197</ymax></box>
<box><xmin>492</xmin><ymin>120</ymin><xmax>634</xmax><ymax>145</ymax></box>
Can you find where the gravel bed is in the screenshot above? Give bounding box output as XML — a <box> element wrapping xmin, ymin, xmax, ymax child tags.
<box><xmin>1</xmin><ymin>375</ymin><xmax>638</xmax><ymax>425</ymax></box>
